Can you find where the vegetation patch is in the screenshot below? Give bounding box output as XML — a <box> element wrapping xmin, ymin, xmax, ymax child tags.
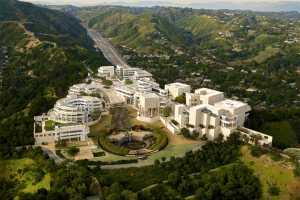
<box><xmin>262</xmin><ymin>121</ymin><xmax>297</xmax><ymax>149</ymax></box>
<box><xmin>67</xmin><ymin>146</ymin><xmax>80</xmax><ymax>157</ymax></box>
<box><xmin>241</xmin><ymin>145</ymin><xmax>300</xmax><ymax>200</ymax></box>
<box><xmin>0</xmin><ymin>148</ymin><xmax>53</xmax><ymax>198</ymax></box>
<box><xmin>44</xmin><ymin>120</ymin><xmax>60</xmax><ymax>131</ymax></box>
<box><xmin>98</xmin><ymin>132</ymin><xmax>130</xmax><ymax>156</ymax></box>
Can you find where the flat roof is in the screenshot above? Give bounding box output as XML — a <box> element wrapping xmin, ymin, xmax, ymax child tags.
<box><xmin>195</xmin><ymin>88</ymin><xmax>223</xmax><ymax>96</ymax></box>
<box><xmin>165</xmin><ymin>82</ymin><xmax>191</xmax><ymax>88</ymax></box>
<box><xmin>214</xmin><ymin>99</ymin><xmax>249</xmax><ymax>110</ymax></box>
<box><xmin>99</xmin><ymin>66</ymin><xmax>115</xmax><ymax>69</ymax></box>
<box><xmin>138</xmin><ymin>92</ymin><xmax>160</xmax><ymax>99</ymax></box>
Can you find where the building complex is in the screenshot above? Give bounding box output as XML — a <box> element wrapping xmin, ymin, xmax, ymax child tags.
<box><xmin>34</xmin><ymin>83</ymin><xmax>103</xmax><ymax>144</ymax></box>
<box><xmin>34</xmin><ymin>64</ymin><xmax>272</xmax><ymax>146</ymax></box>
<box><xmin>171</xmin><ymin>87</ymin><xmax>272</xmax><ymax>145</ymax></box>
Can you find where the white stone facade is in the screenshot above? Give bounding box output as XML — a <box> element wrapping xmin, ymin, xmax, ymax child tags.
<box><xmin>137</xmin><ymin>93</ymin><xmax>160</xmax><ymax>121</ymax></box>
<box><xmin>68</xmin><ymin>83</ymin><xmax>101</xmax><ymax>97</ymax></box>
<box><xmin>173</xmin><ymin>87</ymin><xmax>253</xmax><ymax>141</ymax></box>
<box><xmin>165</xmin><ymin>82</ymin><xmax>191</xmax><ymax>99</ymax></box>
<box><xmin>49</xmin><ymin>96</ymin><xmax>102</xmax><ymax>124</ymax></box>
<box><xmin>34</xmin><ymin>123</ymin><xmax>89</xmax><ymax>144</ymax></box>
<box><xmin>98</xmin><ymin>66</ymin><xmax>115</xmax><ymax>78</ymax></box>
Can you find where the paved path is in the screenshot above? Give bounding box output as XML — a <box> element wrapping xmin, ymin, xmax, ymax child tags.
<box><xmin>85</xmin><ymin>25</ymin><xmax>130</xmax><ymax>68</ymax></box>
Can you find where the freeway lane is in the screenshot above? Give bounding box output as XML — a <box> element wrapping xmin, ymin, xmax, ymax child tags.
<box><xmin>86</xmin><ymin>27</ymin><xmax>130</xmax><ymax>68</ymax></box>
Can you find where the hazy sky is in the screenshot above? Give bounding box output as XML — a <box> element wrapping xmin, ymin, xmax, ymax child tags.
<box><xmin>22</xmin><ymin>0</ymin><xmax>300</xmax><ymax>6</ymax></box>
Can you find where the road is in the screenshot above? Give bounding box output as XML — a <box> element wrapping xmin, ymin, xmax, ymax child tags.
<box><xmin>86</xmin><ymin>26</ymin><xmax>130</xmax><ymax>68</ymax></box>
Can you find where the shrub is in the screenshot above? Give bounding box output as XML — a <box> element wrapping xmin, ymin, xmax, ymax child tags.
<box><xmin>180</xmin><ymin>128</ymin><xmax>190</xmax><ymax>138</ymax></box>
<box><xmin>161</xmin><ymin>106</ymin><xmax>172</xmax><ymax>117</ymax></box>
<box><xmin>67</xmin><ymin>147</ymin><xmax>80</xmax><ymax>157</ymax></box>
<box><xmin>149</xmin><ymin>127</ymin><xmax>168</xmax><ymax>151</ymax></box>
<box><xmin>98</xmin><ymin>133</ymin><xmax>129</xmax><ymax>156</ymax></box>
<box><xmin>171</xmin><ymin>119</ymin><xmax>179</xmax><ymax>125</ymax></box>
<box><xmin>174</xmin><ymin>93</ymin><xmax>186</xmax><ymax>104</ymax></box>
<box><xmin>250</xmin><ymin>145</ymin><xmax>266</xmax><ymax>157</ymax></box>
<box><xmin>102</xmin><ymin>78</ymin><xmax>113</xmax><ymax>86</ymax></box>
<box><xmin>125</xmin><ymin>79</ymin><xmax>133</xmax><ymax>85</ymax></box>
<box><xmin>93</xmin><ymin>151</ymin><xmax>105</xmax><ymax>157</ymax></box>
<box><xmin>294</xmin><ymin>163</ymin><xmax>300</xmax><ymax>177</ymax></box>
<box><xmin>34</xmin><ymin>169</ymin><xmax>45</xmax><ymax>183</ymax></box>
<box><xmin>268</xmin><ymin>184</ymin><xmax>280</xmax><ymax>196</ymax></box>
<box><xmin>191</xmin><ymin>130</ymin><xmax>199</xmax><ymax>139</ymax></box>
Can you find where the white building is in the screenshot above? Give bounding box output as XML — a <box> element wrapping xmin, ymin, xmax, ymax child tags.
<box><xmin>165</xmin><ymin>82</ymin><xmax>191</xmax><ymax>99</ymax></box>
<box><xmin>34</xmin><ymin>122</ymin><xmax>89</xmax><ymax>144</ymax></box>
<box><xmin>98</xmin><ymin>66</ymin><xmax>115</xmax><ymax>78</ymax></box>
<box><xmin>171</xmin><ymin>87</ymin><xmax>267</xmax><ymax>143</ymax></box>
<box><xmin>132</xmin><ymin>69</ymin><xmax>153</xmax><ymax>80</ymax></box>
<box><xmin>137</xmin><ymin>93</ymin><xmax>160</xmax><ymax>122</ymax></box>
<box><xmin>114</xmin><ymin>84</ymin><xmax>135</xmax><ymax>104</ymax></box>
<box><xmin>137</xmin><ymin>79</ymin><xmax>160</xmax><ymax>93</ymax></box>
<box><xmin>116</xmin><ymin>65</ymin><xmax>152</xmax><ymax>80</ymax></box>
<box><xmin>68</xmin><ymin>83</ymin><xmax>101</xmax><ymax>97</ymax></box>
<box><xmin>186</xmin><ymin>88</ymin><xmax>224</xmax><ymax>106</ymax></box>
<box><xmin>49</xmin><ymin>96</ymin><xmax>102</xmax><ymax>124</ymax></box>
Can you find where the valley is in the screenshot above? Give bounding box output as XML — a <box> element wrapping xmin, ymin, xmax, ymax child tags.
<box><xmin>76</xmin><ymin>6</ymin><xmax>300</xmax><ymax>150</ymax></box>
<box><xmin>0</xmin><ymin>1</ymin><xmax>300</xmax><ymax>200</ymax></box>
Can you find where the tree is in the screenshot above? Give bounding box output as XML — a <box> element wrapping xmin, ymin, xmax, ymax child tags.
<box><xmin>268</xmin><ymin>183</ymin><xmax>280</xmax><ymax>196</ymax></box>
<box><xmin>180</xmin><ymin>128</ymin><xmax>190</xmax><ymax>138</ymax></box>
<box><xmin>161</xmin><ymin>106</ymin><xmax>172</xmax><ymax>117</ymax></box>
<box><xmin>174</xmin><ymin>93</ymin><xmax>186</xmax><ymax>104</ymax></box>
<box><xmin>125</xmin><ymin>79</ymin><xmax>133</xmax><ymax>85</ymax></box>
<box><xmin>293</xmin><ymin>163</ymin><xmax>300</xmax><ymax>177</ymax></box>
<box><xmin>191</xmin><ymin>130</ymin><xmax>200</xmax><ymax>139</ymax></box>
<box><xmin>168</xmin><ymin>172</ymin><xmax>181</xmax><ymax>188</ymax></box>
<box><xmin>195</xmin><ymin>164</ymin><xmax>261</xmax><ymax>200</ymax></box>
<box><xmin>67</xmin><ymin>147</ymin><xmax>80</xmax><ymax>157</ymax></box>
<box><xmin>102</xmin><ymin>78</ymin><xmax>113</xmax><ymax>86</ymax></box>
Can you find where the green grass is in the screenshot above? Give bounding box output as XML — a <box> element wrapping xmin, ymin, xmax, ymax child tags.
<box><xmin>44</xmin><ymin>120</ymin><xmax>58</xmax><ymax>131</ymax></box>
<box><xmin>149</xmin><ymin>126</ymin><xmax>168</xmax><ymax>151</ymax></box>
<box><xmin>252</xmin><ymin>46</ymin><xmax>280</xmax><ymax>63</ymax></box>
<box><xmin>179</xmin><ymin>15</ymin><xmax>224</xmax><ymax>38</ymax></box>
<box><xmin>241</xmin><ymin>146</ymin><xmax>300</xmax><ymax>200</ymax></box>
<box><xmin>0</xmin><ymin>158</ymin><xmax>51</xmax><ymax>196</ymax></box>
<box><xmin>22</xmin><ymin>173</ymin><xmax>51</xmax><ymax>193</ymax></box>
<box><xmin>98</xmin><ymin>133</ymin><xmax>130</xmax><ymax>156</ymax></box>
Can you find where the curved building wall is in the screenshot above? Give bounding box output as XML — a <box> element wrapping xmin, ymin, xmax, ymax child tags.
<box><xmin>50</xmin><ymin>96</ymin><xmax>102</xmax><ymax>124</ymax></box>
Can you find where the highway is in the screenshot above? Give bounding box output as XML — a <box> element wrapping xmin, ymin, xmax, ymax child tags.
<box><xmin>86</xmin><ymin>27</ymin><xmax>130</xmax><ymax>68</ymax></box>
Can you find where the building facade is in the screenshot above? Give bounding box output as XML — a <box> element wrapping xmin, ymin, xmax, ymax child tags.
<box><xmin>137</xmin><ymin>93</ymin><xmax>160</xmax><ymax>122</ymax></box>
<box><xmin>98</xmin><ymin>66</ymin><xmax>115</xmax><ymax>78</ymax></box>
<box><xmin>165</xmin><ymin>82</ymin><xmax>191</xmax><ymax>99</ymax></box>
<box><xmin>49</xmin><ymin>96</ymin><xmax>102</xmax><ymax>124</ymax></box>
<box><xmin>68</xmin><ymin>83</ymin><xmax>101</xmax><ymax>97</ymax></box>
<box><xmin>34</xmin><ymin>123</ymin><xmax>89</xmax><ymax>144</ymax></box>
<box><xmin>172</xmin><ymin>87</ymin><xmax>256</xmax><ymax>141</ymax></box>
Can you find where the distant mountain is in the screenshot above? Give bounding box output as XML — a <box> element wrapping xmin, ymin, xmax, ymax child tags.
<box><xmin>20</xmin><ymin>0</ymin><xmax>300</xmax><ymax>12</ymax></box>
<box><xmin>0</xmin><ymin>0</ymin><xmax>109</xmax><ymax>151</ymax></box>
<box><xmin>123</xmin><ymin>1</ymin><xmax>300</xmax><ymax>12</ymax></box>
<box><xmin>187</xmin><ymin>1</ymin><xmax>300</xmax><ymax>12</ymax></box>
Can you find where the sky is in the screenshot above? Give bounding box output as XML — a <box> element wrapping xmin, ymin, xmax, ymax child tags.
<box><xmin>21</xmin><ymin>0</ymin><xmax>300</xmax><ymax>6</ymax></box>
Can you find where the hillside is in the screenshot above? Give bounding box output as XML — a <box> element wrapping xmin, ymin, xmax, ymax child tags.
<box><xmin>0</xmin><ymin>0</ymin><xmax>109</xmax><ymax>154</ymax></box>
<box><xmin>76</xmin><ymin>6</ymin><xmax>300</xmax><ymax>149</ymax></box>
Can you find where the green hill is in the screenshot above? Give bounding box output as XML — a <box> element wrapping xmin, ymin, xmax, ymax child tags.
<box><xmin>76</xmin><ymin>6</ymin><xmax>300</xmax><ymax>149</ymax></box>
<box><xmin>0</xmin><ymin>0</ymin><xmax>109</xmax><ymax>154</ymax></box>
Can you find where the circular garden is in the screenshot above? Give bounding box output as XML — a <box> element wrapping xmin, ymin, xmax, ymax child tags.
<box><xmin>98</xmin><ymin>124</ymin><xmax>168</xmax><ymax>156</ymax></box>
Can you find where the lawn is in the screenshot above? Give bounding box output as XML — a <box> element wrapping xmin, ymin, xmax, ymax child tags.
<box><xmin>89</xmin><ymin>105</ymin><xmax>202</xmax><ymax>165</ymax></box>
<box><xmin>44</xmin><ymin>120</ymin><xmax>61</xmax><ymax>131</ymax></box>
<box><xmin>0</xmin><ymin>158</ymin><xmax>51</xmax><ymax>196</ymax></box>
<box><xmin>252</xmin><ymin>46</ymin><xmax>280</xmax><ymax>64</ymax></box>
<box><xmin>240</xmin><ymin>146</ymin><xmax>300</xmax><ymax>200</ymax></box>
